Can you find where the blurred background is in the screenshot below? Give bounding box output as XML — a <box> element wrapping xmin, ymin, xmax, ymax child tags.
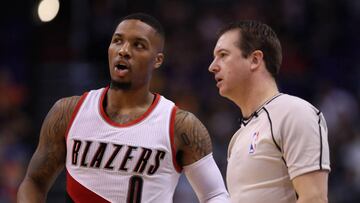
<box><xmin>1</xmin><ymin>0</ymin><xmax>359</xmax><ymax>202</ymax></box>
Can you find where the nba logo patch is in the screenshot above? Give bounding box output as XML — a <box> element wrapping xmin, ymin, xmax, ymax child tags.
<box><xmin>249</xmin><ymin>132</ymin><xmax>259</xmax><ymax>154</ymax></box>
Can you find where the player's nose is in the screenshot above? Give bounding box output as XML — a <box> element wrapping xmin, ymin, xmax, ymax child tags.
<box><xmin>118</xmin><ymin>42</ymin><xmax>131</xmax><ymax>58</ymax></box>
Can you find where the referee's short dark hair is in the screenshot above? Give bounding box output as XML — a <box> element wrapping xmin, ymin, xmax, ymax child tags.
<box><xmin>219</xmin><ymin>21</ymin><xmax>282</xmax><ymax>79</ymax></box>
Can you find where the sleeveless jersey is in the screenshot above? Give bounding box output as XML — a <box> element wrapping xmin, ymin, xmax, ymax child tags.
<box><xmin>226</xmin><ymin>93</ymin><xmax>330</xmax><ymax>203</ymax></box>
<box><xmin>65</xmin><ymin>87</ymin><xmax>181</xmax><ymax>203</ymax></box>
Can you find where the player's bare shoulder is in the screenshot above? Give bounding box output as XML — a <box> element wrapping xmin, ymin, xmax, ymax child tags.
<box><xmin>54</xmin><ymin>96</ymin><xmax>82</xmax><ymax>127</ymax></box>
<box><xmin>36</xmin><ymin>95</ymin><xmax>82</xmax><ymax>157</ymax></box>
<box><xmin>42</xmin><ymin>96</ymin><xmax>82</xmax><ymax>138</ymax></box>
<box><xmin>173</xmin><ymin>108</ymin><xmax>212</xmax><ymax>167</ymax></box>
<box><xmin>21</xmin><ymin>95</ymin><xmax>83</xmax><ymax>192</ymax></box>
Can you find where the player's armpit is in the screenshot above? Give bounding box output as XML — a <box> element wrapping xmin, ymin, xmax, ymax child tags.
<box><xmin>292</xmin><ymin>170</ymin><xmax>329</xmax><ymax>203</ymax></box>
<box><xmin>17</xmin><ymin>96</ymin><xmax>81</xmax><ymax>203</ymax></box>
<box><xmin>173</xmin><ymin>108</ymin><xmax>212</xmax><ymax>166</ymax></box>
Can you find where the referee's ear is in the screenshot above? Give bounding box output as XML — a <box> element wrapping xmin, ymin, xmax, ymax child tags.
<box><xmin>250</xmin><ymin>50</ymin><xmax>264</xmax><ymax>71</ymax></box>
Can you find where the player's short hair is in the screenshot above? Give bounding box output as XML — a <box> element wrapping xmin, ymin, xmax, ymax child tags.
<box><xmin>120</xmin><ymin>13</ymin><xmax>165</xmax><ymax>41</ymax></box>
<box><xmin>219</xmin><ymin>21</ymin><xmax>282</xmax><ymax>78</ymax></box>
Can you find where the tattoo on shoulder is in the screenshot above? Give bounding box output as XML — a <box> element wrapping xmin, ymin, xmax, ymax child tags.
<box><xmin>27</xmin><ymin>96</ymin><xmax>81</xmax><ymax>188</ymax></box>
<box><xmin>174</xmin><ymin>109</ymin><xmax>212</xmax><ymax>165</ymax></box>
<box><xmin>44</xmin><ymin>96</ymin><xmax>81</xmax><ymax>137</ymax></box>
<box><xmin>180</xmin><ymin>133</ymin><xmax>191</xmax><ymax>146</ymax></box>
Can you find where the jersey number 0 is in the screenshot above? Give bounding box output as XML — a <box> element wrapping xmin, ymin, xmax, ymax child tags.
<box><xmin>127</xmin><ymin>175</ymin><xmax>143</xmax><ymax>203</ymax></box>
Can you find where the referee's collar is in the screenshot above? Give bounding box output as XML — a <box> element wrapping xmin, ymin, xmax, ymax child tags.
<box><xmin>238</xmin><ymin>93</ymin><xmax>283</xmax><ymax>126</ymax></box>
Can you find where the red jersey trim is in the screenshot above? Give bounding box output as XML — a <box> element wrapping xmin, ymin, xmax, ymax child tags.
<box><xmin>99</xmin><ymin>86</ymin><xmax>161</xmax><ymax>127</ymax></box>
<box><xmin>66</xmin><ymin>170</ymin><xmax>110</xmax><ymax>203</ymax></box>
<box><xmin>170</xmin><ymin>106</ymin><xmax>182</xmax><ymax>173</ymax></box>
<box><xmin>65</xmin><ymin>92</ymin><xmax>89</xmax><ymax>141</ymax></box>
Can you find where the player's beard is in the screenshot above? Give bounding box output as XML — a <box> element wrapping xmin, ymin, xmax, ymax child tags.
<box><xmin>110</xmin><ymin>80</ymin><xmax>132</xmax><ymax>90</ymax></box>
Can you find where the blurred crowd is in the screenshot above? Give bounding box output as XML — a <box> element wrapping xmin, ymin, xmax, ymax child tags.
<box><xmin>1</xmin><ymin>0</ymin><xmax>360</xmax><ymax>202</ymax></box>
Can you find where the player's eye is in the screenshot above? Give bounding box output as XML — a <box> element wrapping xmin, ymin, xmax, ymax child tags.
<box><xmin>112</xmin><ymin>37</ymin><xmax>122</xmax><ymax>44</ymax></box>
<box><xmin>134</xmin><ymin>42</ymin><xmax>145</xmax><ymax>49</ymax></box>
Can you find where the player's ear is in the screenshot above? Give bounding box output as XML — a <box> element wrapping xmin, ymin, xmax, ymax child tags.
<box><xmin>154</xmin><ymin>53</ymin><xmax>164</xmax><ymax>69</ymax></box>
<box><xmin>250</xmin><ymin>50</ymin><xmax>263</xmax><ymax>71</ymax></box>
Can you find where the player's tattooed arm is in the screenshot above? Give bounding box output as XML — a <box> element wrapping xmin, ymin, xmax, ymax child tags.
<box><xmin>17</xmin><ymin>96</ymin><xmax>80</xmax><ymax>202</ymax></box>
<box><xmin>174</xmin><ymin>109</ymin><xmax>212</xmax><ymax>167</ymax></box>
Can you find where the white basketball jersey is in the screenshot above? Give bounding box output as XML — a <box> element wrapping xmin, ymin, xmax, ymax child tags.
<box><xmin>65</xmin><ymin>87</ymin><xmax>181</xmax><ymax>203</ymax></box>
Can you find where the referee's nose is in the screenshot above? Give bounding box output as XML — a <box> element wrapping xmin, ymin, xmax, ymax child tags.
<box><xmin>209</xmin><ymin>58</ymin><xmax>220</xmax><ymax>73</ymax></box>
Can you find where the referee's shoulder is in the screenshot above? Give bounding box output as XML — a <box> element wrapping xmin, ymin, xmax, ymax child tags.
<box><xmin>268</xmin><ymin>94</ymin><xmax>318</xmax><ymax>114</ymax></box>
<box><xmin>272</xmin><ymin>94</ymin><xmax>320</xmax><ymax>116</ymax></box>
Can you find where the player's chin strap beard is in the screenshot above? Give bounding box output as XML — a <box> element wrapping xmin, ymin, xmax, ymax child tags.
<box><xmin>110</xmin><ymin>80</ymin><xmax>132</xmax><ymax>90</ymax></box>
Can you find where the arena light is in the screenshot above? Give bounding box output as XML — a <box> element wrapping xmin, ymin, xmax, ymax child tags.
<box><xmin>37</xmin><ymin>0</ymin><xmax>60</xmax><ymax>22</ymax></box>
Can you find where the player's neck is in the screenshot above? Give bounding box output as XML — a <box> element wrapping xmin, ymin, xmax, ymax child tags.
<box><xmin>236</xmin><ymin>78</ymin><xmax>279</xmax><ymax>118</ymax></box>
<box><xmin>106</xmin><ymin>87</ymin><xmax>154</xmax><ymax>114</ymax></box>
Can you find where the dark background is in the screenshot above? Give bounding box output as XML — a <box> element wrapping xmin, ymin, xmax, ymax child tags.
<box><xmin>1</xmin><ymin>0</ymin><xmax>359</xmax><ymax>202</ymax></box>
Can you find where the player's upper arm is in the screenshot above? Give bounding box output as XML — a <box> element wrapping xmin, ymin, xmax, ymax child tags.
<box><xmin>173</xmin><ymin>109</ymin><xmax>229</xmax><ymax>202</ymax></box>
<box><xmin>292</xmin><ymin>170</ymin><xmax>329</xmax><ymax>203</ymax></box>
<box><xmin>173</xmin><ymin>108</ymin><xmax>212</xmax><ymax>167</ymax></box>
<box><xmin>22</xmin><ymin>96</ymin><xmax>81</xmax><ymax>193</ymax></box>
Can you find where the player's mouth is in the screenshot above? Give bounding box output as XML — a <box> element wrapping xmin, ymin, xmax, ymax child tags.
<box><xmin>115</xmin><ymin>64</ymin><xmax>129</xmax><ymax>70</ymax></box>
<box><xmin>114</xmin><ymin>63</ymin><xmax>130</xmax><ymax>77</ymax></box>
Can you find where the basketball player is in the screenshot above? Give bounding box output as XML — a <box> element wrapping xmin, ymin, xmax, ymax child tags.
<box><xmin>208</xmin><ymin>21</ymin><xmax>330</xmax><ymax>203</ymax></box>
<box><xmin>17</xmin><ymin>13</ymin><xmax>229</xmax><ymax>203</ymax></box>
